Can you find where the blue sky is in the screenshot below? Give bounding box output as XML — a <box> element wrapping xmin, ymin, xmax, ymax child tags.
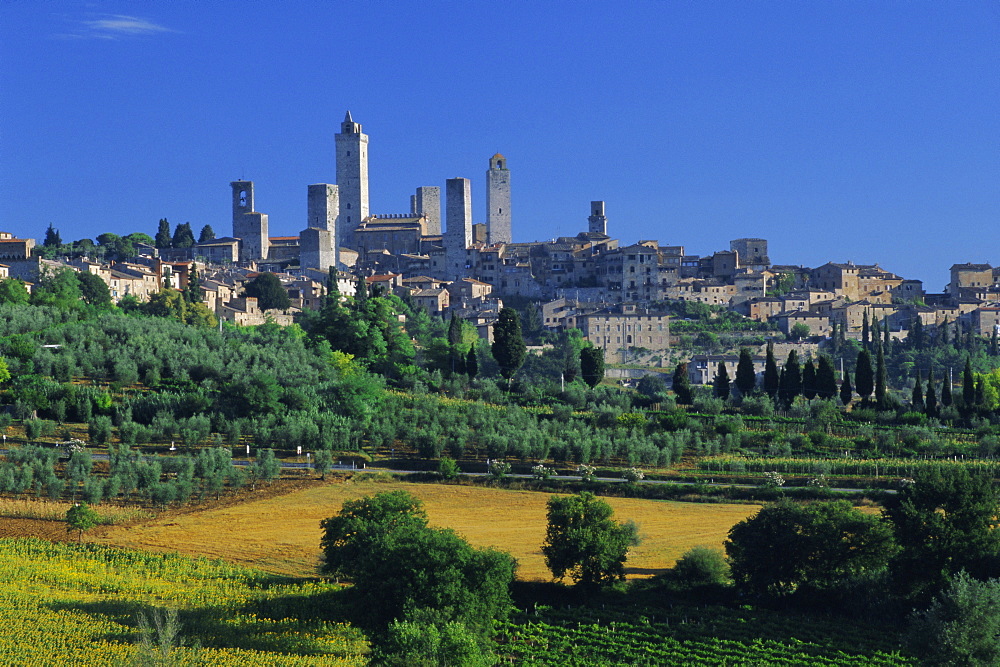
<box><xmin>1</xmin><ymin>1</ymin><xmax>997</xmax><ymax>290</ymax></box>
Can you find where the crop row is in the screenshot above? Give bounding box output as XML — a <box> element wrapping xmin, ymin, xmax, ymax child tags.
<box><xmin>697</xmin><ymin>454</ymin><xmax>1000</xmax><ymax>478</ymax></box>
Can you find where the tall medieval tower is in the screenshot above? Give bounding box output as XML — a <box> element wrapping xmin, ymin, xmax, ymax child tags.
<box><xmin>335</xmin><ymin>111</ymin><xmax>369</xmax><ymax>248</ymax></box>
<box><xmin>486</xmin><ymin>154</ymin><xmax>511</xmax><ymax>244</ymax></box>
<box><xmin>230</xmin><ymin>180</ymin><xmax>269</xmax><ymax>262</ymax></box>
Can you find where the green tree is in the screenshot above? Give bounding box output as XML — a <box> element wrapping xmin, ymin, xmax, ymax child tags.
<box><xmin>76</xmin><ymin>272</ymin><xmax>112</xmax><ymax>308</ymax></box>
<box><xmin>763</xmin><ymin>342</ymin><xmax>779</xmax><ymax>399</ymax></box>
<box><xmin>580</xmin><ymin>346</ymin><xmax>605</xmax><ymax>389</ymax></box>
<box><xmin>542</xmin><ymin>491</ymin><xmax>640</xmax><ymax>588</ymax></box>
<box><xmin>185</xmin><ymin>263</ymin><xmax>201</xmax><ymax>303</ymax></box>
<box><xmin>377</xmin><ymin>615</ymin><xmax>496</xmax><ymax>667</ymax></box>
<box><xmin>964</xmin><ymin>356</ymin><xmax>976</xmax><ymax>409</ymax></box>
<box><xmin>873</xmin><ymin>342</ymin><xmax>887</xmax><ymax>409</ymax></box>
<box><xmin>840</xmin><ymin>372</ymin><xmax>853</xmax><ymax>406</ymax></box>
<box><xmin>43</xmin><ymin>224</ymin><xmax>62</xmax><ymax>247</ymax></box>
<box><xmin>816</xmin><ymin>355</ymin><xmax>838</xmax><ymax>400</ymax></box>
<box><xmin>908</xmin><ymin>571</ymin><xmax>1000</xmax><ymax>667</ymax></box>
<box><xmin>926</xmin><ymin>368</ymin><xmax>939</xmax><ymax>417</ymax></box>
<box><xmin>942</xmin><ymin>372</ymin><xmax>954</xmax><ymax>407</ymax></box>
<box><xmin>466</xmin><ymin>345</ymin><xmax>479</xmax><ymax>380</ymax></box>
<box><xmin>31</xmin><ymin>267</ymin><xmax>83</xmax><ymax>310</ymax></box>
<box><xmin>713</xmin><ymin>361</ymin><xmax>730</xmax><ymax>400</ymax></box>
<box><xmin>491</xmin><ymin>308</ymin><xmax>526</xmax><ymax>384</ymax></box>
<box><xmin>777</xmin><ymin>350</ymin><xmax>801</xmax><ymax>407</ymax></box>
<box><xmin>0</xmin><ymin>357</ymin><xmax>10</xmax><ymax>385</ymax></box>
<box><xmin>65</xmin><ymin>502</ymin><xmax>100</xmax><ymax>542</ymax></box>
<box><xmin>171</xmin><ymin>222</ymin><xmax>196</xmax><ymax>248</ymax></box>
<box><xmin>197</xmin><ymin>225</ymin><xmax>215</xmax><ymax>244</ymax></box>
<box><xmin>726</xmin><ymin>499</ymin><xmax>896</xmax><ymax>599</ymax></box>
<box><xmin>243</xmin><ymin>273</ymin><xmax>291</xmax><ymax>311</ymax></box>
<box><xmin>884</xmin><ymin>467</ymin><xmax>1000</xmax><ymax>602</ymax></box>
<box><xmin>313</xmin><ymin>450</ymin><xmax>333</xmax><ymax>480</ymax></box>
<box><xmin>802</xmin><ymin>359</ymin><xmax>817</xmax><ymax>400</ymax></box>
<box><xmin>912</xmin><ymin>370</ymin><xmax>925</xmax><ymax>413</ymax></box>
<box><xmin>672</xmin><ymin>362</ymin><xmax>692</xmax><ymax>404</ymax></box>
<box><xmin>0</xmin><ymin>278</ymin><xmax>30</xmax><ymax>305</ymax></box>
<box><xmin>155</xmin><ymin>218</ymin><xmax>172</xmax><ymax>249</ymax></box>
<box><xmin>789</xmin><ymin>322</ymin><xmax>810</xmax><ymax>341</ymax></box>
<box><xmin>320</xmin><ymin>491</ymin><xmax>515</xmax><ymax>630</ymax></box>
<box><xmin>734</xmin><ymin>348</ymin><xmax>756</xmax><ymax>397</ymax></box>
<box><xmin>855</xmin><ymin>348</ymin><xmax>874</xmax><ymax>404</ymax></box>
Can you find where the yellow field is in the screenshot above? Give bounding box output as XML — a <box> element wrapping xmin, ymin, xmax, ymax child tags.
<box><xmin>98</xmin><ymin>480</ymin><xmax>759</xmax><ymax>580</ymax></box>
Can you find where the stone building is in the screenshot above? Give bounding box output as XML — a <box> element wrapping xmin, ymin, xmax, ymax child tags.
<box><xmin>335</xmin><ymin>111</ymin><xmax>369</xmax><ymax>247</ymax></box>
<box><xmin>486</xmin><ymin>154</ymin><xmax>511</xmax><ymax>244</ymax></box>
<box><xmin>230</xmin><ymin>181</ymin><xmax>269</xmax><ymax>262</ymax></box>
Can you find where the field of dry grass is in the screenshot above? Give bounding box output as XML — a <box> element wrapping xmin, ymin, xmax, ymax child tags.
<box><xmin>97</xmin><ymin>479</ymin><xmax>759</xmax><ymax>581</ymax></box>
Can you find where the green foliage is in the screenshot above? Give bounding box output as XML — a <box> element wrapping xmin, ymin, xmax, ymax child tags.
<box><xmin>171</xmin><ymin>222</ymin><xmax>196</xmax><ymax>249</ymax></box>
<box><xmin>76</xmin><ymin>272</ymin><xmax>112</xmax><ymax>308</ymax></box>
<box><xmin>735</xmin><ymin>348</ymin><xmax>756</xmax><ymax>396</ymax></box>
<box><xmin>491</xmin><ymin>308</ymin><xmax>526</xmax><ymax>381</ymax></box>
<box><xmin>790</xmin><ymin>322</ymin><xmax>811</xmax><ymax>340</ymax></box>
<box><xmin>155</xmin><ymin>218</ymin><xmax>172</xmax><ymax>248</ymax></box>
<box><xmin>377</xmin><ymin>614</ymin><xmax>497</xmax><ymax>666</ymax></box>
<box><xmin>65</xmin><ymin>502</ymin><xmax>100</xmax><ymax>541</ymax></box>
<box><xmin>670</xmin><ymin>546</ymin><xmax>731</xmax><ymax>587</ymax></box>
<box><xmin>884</xmin><ymin>467</ymin><xmax>1000</xmax><ymax>602</ymax></box>
<box><xmin>713</xmin><ymin>361</ymin><xmax>730</xmax><ymax>399</ymax></box>
<box><xmin>0</xmin><ymin>278</ymin><xmax>30</xmax><ymax>305</ymax></box>
<box><xmin>671</xmin><ymin>362</ymin><xmax>692</xmax><ymax>404</ymax></box>
<box><xmin>908</xmin><ymin>571</ymin><xmax>1000</xmax><ymax>667</ymax></box>
<box><xmin>438</xmin><ymin>457</ymin><xmax>461</xmax><ymax>480</ymax></box>
<box><xmin>31</xmin><ymin>267</ymin><xmax>83</xmax><ymax>310</ymax></box>
<box><xmin>580</xmin><ymin>346</ymin><xmax>605</xmax><ymax>388</ymax></box>
<box><xmin>542</xmin><ymin>492</ymin><xmax>639</xmax><ymax>588</ymax></box>
<box><xmin>197</xmin><ymin>225</ymin><xmax>215</xmax><ymax>244</ymax></box>
<box><xmin>726</xmin><ymin>500</ymin><xmax>897</xmax><ymax>599</ymax></box>
<box><xmin>319</xmin><ymin>491</ymin><xmax>515</xmax><ymax>631</ymax></box>
<box><xmin>43</xmin><ymin>224</ymin><xmax>62</xmax><ymax>247</ymax></box>
<box><xmin>763</xmin><ymin>342</ymin><xmax>779</xmax><ymax>399</ymax></box>
<box><xmin>243</xmin><ymin>272</ymin><xmax>291</xmax><ymax>311</ymax></box>
<box><xmin>856</xmin><ymin>348</ymin><xmax>875</xmax><ymax>403</ymax></box>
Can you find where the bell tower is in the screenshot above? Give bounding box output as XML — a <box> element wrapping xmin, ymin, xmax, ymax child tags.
<box><xmin>334</xmin><ymin>111</ymin><xmax>369</xmax><ymax>248</ymax></box>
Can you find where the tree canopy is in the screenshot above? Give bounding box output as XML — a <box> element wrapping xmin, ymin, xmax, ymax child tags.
<box><xmin>243</xmin><ymin>273</ymin><xmax>291</xmax><ymax>311</ymax></box>
<box><xmin>726</xmin><ymin>499</ymin><xmax>897</xmax><ymax>599</ymax></box>
<box><xmin>492</xmin><ymin>308</ymin><xmax>526</xmax><ymax>382</ymax></box>
<box><xmin>542</xmin><ymin>491</ymin><xmax>639</xmax><ymax>588</ymax></box>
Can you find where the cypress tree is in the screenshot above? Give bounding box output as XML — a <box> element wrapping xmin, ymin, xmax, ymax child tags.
<box><xmin>911</xmin><ymin>370</ymin><xmax>924</xmax><ymax>413</ymax></box>
<box><xmin>862</xmin><ymin>314</ymin><xmax>870</xmax><ymax>349</ymax></box>
<box><xmin>925</xmin><ymin>369</ymin><xmax>938</xmax><ymax>417</ymax></box>
<box><xmin>198</xmin><ymin>224</ymin><xmax>216</xmax><ymax>244</ymax></box>
<box><xmin>492</xmin><ymin>307</ymin><xmax>527</xmax><ymax>383</ymax></box>
<box><xmin>855</xmin><ymin>349</ymin><xmax>874</xmax><ymax>405</ymax></box>
<box><xmin>875</xmin><ymin>342</ymin><xmax>888</xmax><ymax>410</ymax></box>
<box><xmin>448</xmin><ymin>313</ymin><xmax>465</xmax><ymax>375</ymax></box>
<box><xmin>735</xmin><ymin>348</ymin><xmax>757</xmax><ymax>397</ymax></box>
<box><xmin>713</xmin><ymin>361</ymin><xmax>731</xmax><ymax>400</ymax></box>
<box><xmin>840</xmin><ymin>372</ymin><xmax>853</xmax><ymax>407</ymax></box>
<box><xmin>992</xmin><ymin>327</ymin><xmax>999</xmax><ymax>356</ymax></box>
<box><xmin>155</xmin><ymin>218</ymin><xmax>172</xmax><ymax>249</ymax></box>
<box><xmin>763</xmin><ymin>342</ymin><xmax>779</xmax><ymax>399</ymax></box>
<box><xmin>963</xmin><ymin>357</ymin><xmax>975</xmax><ymax>408</ymax></box>
<box><xmin>672</xmin><ymin>362</ymin><xmax>692</xmax><ymax>404</ymax></box>
<box><xmin>580</xmin><ymin>346</ymin><xmax>605</xmax><ymax>388</ymax></box>
<box><xmin>941</xmin><ymin>317</ymin><xmax>950</xmax><ymax>347</ymax></box>
<box><xmin>778</xmin><ymin>350</ymin><xmax>802</xmax><ymax>407</ymax></box>
<box><xmin>942</xmin><ymin>370</ymin><xmax>954</xmax><ymax>407</ymax></box>
<box><xmin>466</xmin><ymin>345</ymin><xmax>478</xmax><ymax>379</ymax></box>
<box><xmin>802</xmin><ymin>359</ymin><xmax>817</xmax><ymax>400</ymax></box>
<box><xmin>975</xmin><ymin>377</ymin><xmax>986</xmax><ymax>409</ymax></box>
<box><xmin>883</xmin><ymin>317</ymin><xmax>891</xmax><ymax>350</ymax></box>
<box><xmin>817</xmin><ymin>355</ymin><xmax>838</xmax><ymax>400</ymax></box>
<box><xmin>185</xmin><ymin>263</ymin><xmax>201</xmax><ymax>303</ymax></box>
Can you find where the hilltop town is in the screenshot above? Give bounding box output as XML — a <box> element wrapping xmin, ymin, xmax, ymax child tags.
<box><xmin>2</xmin><ymin>112</ymin><xmax>998</xmax><ymax>374</ymax></box>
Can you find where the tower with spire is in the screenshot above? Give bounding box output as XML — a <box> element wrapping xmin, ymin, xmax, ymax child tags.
<box><xmin>334</xmin><ymin>111</ymin><xmax>369</xmax><ymax>248</ymax></box>
<box><xmin>486</xmin><ymin>153</ymin><xmax>511</xmax><ymax>244</ymax></box>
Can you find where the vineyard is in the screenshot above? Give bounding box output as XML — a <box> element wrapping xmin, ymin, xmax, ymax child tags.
<box><xmin>0</xmin><ymin>537</ymin><xmax>368</xmax><ymax>665</ymax></box>
<box><xmin>500</xmin><ymin>603</ymin><xmax>915</xmax><ymax>666</ymax></box>
<box><xmin>697</xmin><ymin>454</ymin><xmax>1000</xmax><ymax>479</ymax></box>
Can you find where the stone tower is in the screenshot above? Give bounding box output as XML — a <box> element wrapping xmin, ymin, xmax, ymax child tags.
<box><xmin>231</xmin><ymin>180</ymin><xmax>269</xmax><ymax>262</ymax></box>
<box><xmin>486</xmin><ymin>153</ymin><xmax>511</xmax><ymax>244</ymax></box>
<box><xmin>334</xmin><ymin>111</ymin><xmax>369</xmax><ymax>248</ymax></box>
<box><xmin>445</xmin><ymin>177</ymin><xmax>473</xmax><ymax>280</ymax></box>
<box><xmin>300</xmin><ymin>184</ymin><xmax>338</xmax><ymax>271</ymax></box>
<box><xmin>588</xmin><ymin>201</ymin><xmax>608</xmax><ymax>236</ymax></box>
<box><xmin>410</xmin><ymin>186</ymin><xmax>441</xmax><ymax>235</ymax></box>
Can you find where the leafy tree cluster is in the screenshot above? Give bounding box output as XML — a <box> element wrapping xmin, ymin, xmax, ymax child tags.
<box><xmin>320</xmin><ymin>490</ymin><xmax>515</xmax><ymax>640</ymax></box>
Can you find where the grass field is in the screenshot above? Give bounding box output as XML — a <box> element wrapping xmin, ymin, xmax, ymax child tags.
<box><xmin>98</xmin><ymin>479</ymin><xmax>760</xmax><ymax>580</ymax></box>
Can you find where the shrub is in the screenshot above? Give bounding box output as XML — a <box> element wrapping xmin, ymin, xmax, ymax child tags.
<box><xmin>908</xmin><ymin>571</ymin><xmax>1000</xmax><ymax>666</ymax></box>
<box><xmin>621</xmin><ymin>467</ymin><xmax>645</xmax><ymax>483</ymax></box>
<box><xmin>577</xmin><ymin>464</ymin><xmax>597</xmax><ymax>483</ymax></box>
<box><xmin>438</xmin><ymin>457</ymin><xmax>460</xmax><ymax>481</ymax></box>
<box><xmin>671</xmin><ymin>546</ymin><xmax>730</xmax><ymax>587</ymax></box>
